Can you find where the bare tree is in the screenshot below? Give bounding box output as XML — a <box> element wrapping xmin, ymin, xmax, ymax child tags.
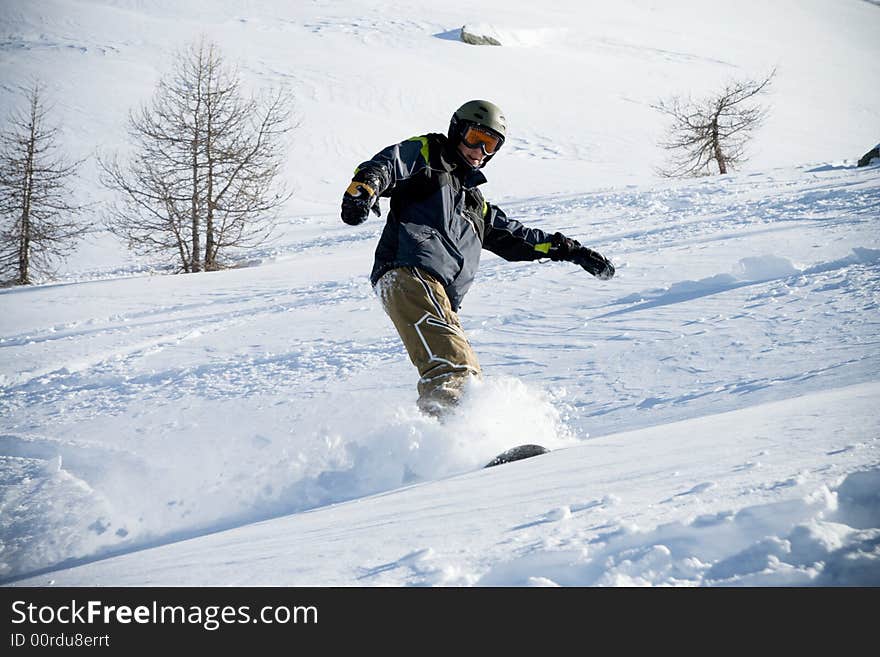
<box><xmin>100</xmin><ymin>38</ymin><xmax>293</xmax><ymax>273</ymax></box>
<box><xmin>653</xmin><ymin>70</ymin><xmax>775</xmax><ymax>177</ymax></box>
<box><xmin>0</xmin><ymin>81</ymin><xmax>87</xmax><ymax>285</ymax></box>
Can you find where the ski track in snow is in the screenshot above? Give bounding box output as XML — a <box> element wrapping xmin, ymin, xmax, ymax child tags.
<box><xmin>1</xmin><ymin>277</ymin><xmax>389</xmax><ymax>404</ymax></box>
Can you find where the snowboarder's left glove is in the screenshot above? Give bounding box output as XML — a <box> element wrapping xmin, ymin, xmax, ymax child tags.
<box><xmin>549</xmin><ymin>232</ymin><xmax>615</xmax><ymax>280</ymax></box>
<box><xmin>572</xmin><ymin>246</ymin><xmax>615</xmax><ymax>280</ymax></box>
<box><xmin>548</xmin><ymin>232</ymin><xmax>580</xmax><ymax>261</ymax></box>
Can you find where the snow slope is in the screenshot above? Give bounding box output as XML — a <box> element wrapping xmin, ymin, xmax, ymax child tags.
<box><xmin>1</xmin><ymin>0</ymin><xmax>879</xmax><ymax>586</ymax></box>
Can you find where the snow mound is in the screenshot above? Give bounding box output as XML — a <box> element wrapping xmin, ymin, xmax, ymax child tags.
<box><xmin>734</xmin><ymin>255</ymin><xmax>801</xmax><ymax>281</ymax></box>
<box><xmin>459</xmin><ymin>23</ymin><xmax>566</xmax><ymax>48</ymax></box>
<box><xmin>476</xmin><ymin>468</ymin><xmax>880</xmax><ymax>586</ymax></box>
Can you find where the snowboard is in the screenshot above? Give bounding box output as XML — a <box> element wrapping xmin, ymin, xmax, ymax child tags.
<box><xmin>484</xmin><ymin>444</ymin><xmax>550</xmax><ymax>468</ymax></box>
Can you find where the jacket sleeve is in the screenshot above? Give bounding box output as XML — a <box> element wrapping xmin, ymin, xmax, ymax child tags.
<box><xmin>482</xmin><ymin>204</ymin><xmax>556</xmax><ymax>262</ymax></box>
<box><xmin>353</xmin><ymin>136</ymin><xmax>431</xmax><ymax>196</ymax></box>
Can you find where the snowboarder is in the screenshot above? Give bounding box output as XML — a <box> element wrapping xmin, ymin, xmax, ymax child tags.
<box><xmin>341</xmin><ymin>100</ymin><xmax>615</xmax><ymax>418</ymax></box>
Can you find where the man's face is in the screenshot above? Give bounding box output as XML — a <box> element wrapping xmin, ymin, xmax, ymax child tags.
<box><xmin>457</xmin><ymin>141</ymin><xmax>486</xmax><ymax>169</ymax></box>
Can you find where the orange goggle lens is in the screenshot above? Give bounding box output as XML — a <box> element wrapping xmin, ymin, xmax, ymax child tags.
<box><xmin>461</xmin><ymin>125</ymin><xmax>502</xmax><ymax>154</ymax></box>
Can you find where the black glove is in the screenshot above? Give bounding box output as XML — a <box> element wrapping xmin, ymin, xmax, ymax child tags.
<box><xmin>341</xmin><ymin>179</ymin><xmax>381</xmax><ymax>226</ymax></box>
<box><xmin>549</xmin><ymin>232</ymin><xmax>615</xmax><ymax>280</ymax></box>
<box><xmin>571</xmin><ymin>246</ymin><xmax>615</xmax><ymax>280</ymax></box>
<box><xmin>548</xmin><ymin>232</ymin><xmax>580</xmax><ymax>261</ymax></box>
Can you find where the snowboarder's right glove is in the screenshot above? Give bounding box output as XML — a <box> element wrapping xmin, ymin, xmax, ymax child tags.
<box><xmin>341</xmin><ymin>175</ymin><xmax>382</xmax><ymax>226</ymax></box>
<box><xmin>549</xmin><ymin>232</ymin><xmax>615</xmax><ymax>280</ymax></box>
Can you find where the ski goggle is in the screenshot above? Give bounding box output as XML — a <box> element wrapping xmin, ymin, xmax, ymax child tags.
<box><xmin>460</xmin><ymin>124</ymin><xmax>503</xmax><ymax>155</ymax></box>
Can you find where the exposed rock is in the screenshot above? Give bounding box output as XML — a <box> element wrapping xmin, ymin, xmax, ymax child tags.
<box><xmin>460</xmin><ymin>25</ymin><xmax>502</xmax><ymax>46</ymax></box>
<box><xmin>857</xmin><ymin>144</ymin><xmax>879</xmax><ymax>167</ymax></box>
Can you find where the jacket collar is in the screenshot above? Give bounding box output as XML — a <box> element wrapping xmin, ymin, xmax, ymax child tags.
<box><xmin>462</xmin><ymin>167</ymin><xmax>488</xmax><ymax>187</ymax></box>
<box><xmin>439</xmin><ymin>136</ymin><xmax>488</xmax><ymax>187</ymax></box>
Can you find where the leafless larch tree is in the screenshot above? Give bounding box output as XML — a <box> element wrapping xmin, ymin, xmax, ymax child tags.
<box><xmin>0</xmin><ymin>81</ymin><xmax>87</xmax><ymax>285</ymax></box>
<box><xmin>100</xmin><ymin>39</ymin><xmax>293</xmax><ymax>273</ymax></box>
<box><xmin>653</xmin><ymin>70</ymin><xmax>775</xmax><ymax>177</ymax></box>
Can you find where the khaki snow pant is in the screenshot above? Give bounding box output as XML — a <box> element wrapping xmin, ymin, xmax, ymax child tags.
<box><xmin>375</xmin><ymin>267</ymin><xmax>482</xmax><ymax>416</ymax></box>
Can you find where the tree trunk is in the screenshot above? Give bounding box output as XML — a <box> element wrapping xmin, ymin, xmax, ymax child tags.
<box><xmin>711</xmin><ymin>119</ymin><xmax>727</xmax><ymax>174</ymax></box>
<box><xmin>17</xmin><ymin>112</ymin><xmax>36</xmax><ymax>284</ymax></box>
<box><xmin>18</xmin><ymin>212</ymin><xmax>30</xmax><ymax>284</ymax></box>
<box><xmin>190</xmin><ymin>53</ymin><xmax>204</xmax><ymax>274</ymax></box>
<box><xmin>204</xmin><ymin>109</ymin><xmax>215</xmax><ymax>271</ymax></box>
<box><xmin>190</xmin><ymin>136</ymin><xmax>201</xmax><ymax>273</ymax></box>
<box><xmin>18</xmin><ymin>178</ymin><xmax>31</xmax><ymax>284</ymax></box>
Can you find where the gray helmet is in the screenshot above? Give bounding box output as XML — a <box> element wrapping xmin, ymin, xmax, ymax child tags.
<box><xmin>448</xmin><ymin>100</ymin><xmax>507</xmax><ymax>167</ymax></box>
<box><xmin>452</xmin><ymin>99</ymin><xmax>507</xmax><ymax>139</ymax></box>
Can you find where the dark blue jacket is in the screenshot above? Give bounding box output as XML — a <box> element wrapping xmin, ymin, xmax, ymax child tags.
<box><xmin>355</xmin><ymin>133</ymin><xmax>555</xmax><ymax>311</ymax></box>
